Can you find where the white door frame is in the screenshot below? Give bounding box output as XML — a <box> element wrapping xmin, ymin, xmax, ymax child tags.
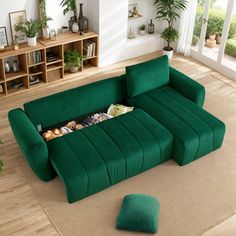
<box><xmin>191</xmin><ymin>0</ymin><xmax>236</xmax><ymax>80</ymax></box>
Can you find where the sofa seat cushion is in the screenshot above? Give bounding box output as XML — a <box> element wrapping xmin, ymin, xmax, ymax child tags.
<box><xmin>47</xmin><ymin>109</ymin><xmax>173</xmax><ymax>203</ymax></box>
<box><xmin>128</xmin><ymin>86</ymin><xmax>225</xmax><ymax>166</ymax></box>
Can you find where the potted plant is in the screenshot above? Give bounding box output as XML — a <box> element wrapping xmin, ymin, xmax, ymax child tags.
<box><xmin>15</xmin><ymin>19</ymin><xmax>42</xmax><ymax>47</ymax></box>
<box><xmin>139</xmin><ymin>24</ymin><xmax>146</xmax><ymax>35</ymax></box>
<box><xmin>59</xmin><ymin>0</ymin><xmax>77</xmax><ymax>31</ymax></box>
<box><xmin>154</xmin><ymin>0</ymin><xmax>188</xmax><ymax>59</ymax></box>
<box><xmin>64</xmin><ymin>50</ymin><xmax>83</xmax><ymax>73</ymax></box>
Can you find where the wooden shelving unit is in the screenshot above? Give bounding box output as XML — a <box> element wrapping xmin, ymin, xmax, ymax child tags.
<box><xmin>0</xmin><ymin>31</ymin><xmax>99</xmax><ymax>98</ymax></box>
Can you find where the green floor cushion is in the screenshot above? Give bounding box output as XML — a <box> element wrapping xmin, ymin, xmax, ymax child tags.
<box><xmin>116</xmin><ymin>194</ymin><xmax>160</xmax><ymax>234</ymax></box>
<box><xmin>129</xmin><ymin>86</ymin><xmax>225</xmax><ymax>166</ymax></box>
<box><xmin>126</xmin><ymin>55</ymin><xmax>169</xmax><ymax>98</ymax></box>
<box><xmin>47</xmin><ymin>109</ymin><xmax>173</xmax><ymax>203</ymax></box>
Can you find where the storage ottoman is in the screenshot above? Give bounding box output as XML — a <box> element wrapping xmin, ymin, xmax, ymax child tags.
<box><xmin>47</xmin><ymin>109</ymin><xmax>173</xmax><ymax>203</ymax></box>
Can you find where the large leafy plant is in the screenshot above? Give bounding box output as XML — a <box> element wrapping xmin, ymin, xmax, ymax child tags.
<box><xmin>154</xmin><ymin>0</ymin><xmax>188</xmax><ymax>50</ymax></box>
<box><xmin>15</xmin><ymin>19</ymin><xmax>42</xmax><ymax>38</ymax></box>
<box><xmin>59</xmin><ymin>0</ymin><xmax>77</xmax><ymax>20</ymax></box>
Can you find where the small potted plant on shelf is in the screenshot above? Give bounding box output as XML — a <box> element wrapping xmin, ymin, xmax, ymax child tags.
<box><xmin>154</xmin><ymin>0</ymin><xmax>188</xmax><ymax>59</ymax></box>
<box><xmin>139</xmin><ymin>24</ymin><xmax>146</xmax><ymax>35</ymax></box>
<box><xmin>64</xmin><ymin>50</ymin><xmax>83</xmax><ymax>73</ymax></box>
<box><xmin>15</xmin><ymin>19</ymin><xmax>42</xmax><ymax>47</ymax></box>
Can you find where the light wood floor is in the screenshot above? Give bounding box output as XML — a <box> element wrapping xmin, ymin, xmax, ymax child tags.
<box><xmin>0</xmin><ymin>52</ymin><xmax>235</xmax><ymax>235</ymax></box>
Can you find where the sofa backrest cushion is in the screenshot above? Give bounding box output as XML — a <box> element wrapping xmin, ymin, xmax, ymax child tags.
<box><xmin>126</xmin><ymin>55</ymin><xmax>169</xmax><ymax>98</ymax></box>
<box><xmin>24</xmin><ymin>75</ymin><xmax>127</xmax><ymax>129</ymax></box>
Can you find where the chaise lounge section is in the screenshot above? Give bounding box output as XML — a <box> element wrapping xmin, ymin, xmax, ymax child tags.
<box><xmin>126</xmin><ymin>56</ymin><xmax>226</xmax><ymax>165</ymax></box>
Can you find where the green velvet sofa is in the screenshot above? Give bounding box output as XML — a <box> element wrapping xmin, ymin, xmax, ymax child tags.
<box><xmin>8</xmin><ymin>56</ymin><xmax>225</xmax><ymax>203</ymax></box>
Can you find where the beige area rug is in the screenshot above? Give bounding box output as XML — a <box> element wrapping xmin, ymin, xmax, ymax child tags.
<box><xmin>18</xmin><ymin>75</ymin><xmax>236</xmax><ymax>236</ymax></box>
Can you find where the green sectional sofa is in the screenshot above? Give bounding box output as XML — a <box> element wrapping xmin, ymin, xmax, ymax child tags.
<box><xmin>8</xmin><ymin>55</ymin><xmax>225</xmax><ymax>203</ymax></box>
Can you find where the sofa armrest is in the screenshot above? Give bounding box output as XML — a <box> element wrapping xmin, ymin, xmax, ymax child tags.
<box><xmin>169</xmin><ymin>67</ymin><xmax>205</xmax><ymax>107</ymax></box>
<box><xmin>8</xmin><ymin>108</ymin><xmax>56</xmax><ymax>181</ymax></box>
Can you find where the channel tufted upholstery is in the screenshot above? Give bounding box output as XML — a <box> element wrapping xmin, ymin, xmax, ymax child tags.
<box><xmin>129</xmin><ymin>86</ymin><xmax>225</xmax><ymax>165</ymax></box>
<box><xmin>47</xmin><ymin>109</ymin><xmax>173</xmax><ymax>203</ymax></box>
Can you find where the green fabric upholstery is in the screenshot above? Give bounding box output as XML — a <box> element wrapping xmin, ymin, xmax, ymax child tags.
<box><xmin>116</xmin><ymin>194</ymin><xmax>159</xmax><ymax>234</ymax></box>
<box><xmin>24</xmin><ymin>75</ymin><xmax>127</xmax><ymax>129</ymax></box>
<box><xmin>126</xmin><ymin>55</ymin><xmax>169</xmax><ymax>98</ymax></box>
<box><xmin>47</xmin><ymin>109</ymin><xmax>173</xmax><ymax>203</ymax></box>
<box><xmin>129</xmin><ymin>86</ymin><xmax>225</xmax><ymax>165</ymax></box>
<box><xmin>8</xmin><ymin>108</ymin><xmax>56</xmax><ymax>181</ymax></box>
<box><xmin>169</xmin><ymin>67</ymin><xmax>205</xmax><ymax>107</ymax></box>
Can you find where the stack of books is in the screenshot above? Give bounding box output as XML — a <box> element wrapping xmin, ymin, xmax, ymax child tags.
<box><xmin>83</xmin><ymin>40</ymin><xmax>96</xmax><ymax>58</ymax></box>
<box><xmin>28</xmin><ymin>50</ymin><xmax>42</xmax><ymax>65</ymax></box>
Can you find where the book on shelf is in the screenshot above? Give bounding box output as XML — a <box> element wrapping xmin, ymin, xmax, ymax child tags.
<box><xmin>83</xmin><ymin>40</ymin><xmax>96</xmax><ymax>59</ymax></box>
<box><xmin>28</xmin><ymin>50</ymin><xmax>42</xmax><ymax>65</ymax></box>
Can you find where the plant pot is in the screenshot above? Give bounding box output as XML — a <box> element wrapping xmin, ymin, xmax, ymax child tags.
<box><xmin>70</xmin><ymin>66</ymin><xmax>79</xmax><ymax>73</ymax></box>
<box><xmin>27</xmin><ymin>37</ymin><xmax>37</xmax><ymax>47</ymax></box>
<box><xmin>162</xmin><ymin>48</ymin><xmax>173</xmax><ymax>60</ymax></box>
<box><xmin>209</xmin><ymin>34</ymin><xmax>216</xmax><ymax>41</ymax></box>
<box><xmin>139</xmin><ymin>30</ymin><xmax>145</xmax><ymax>36</ymax></box>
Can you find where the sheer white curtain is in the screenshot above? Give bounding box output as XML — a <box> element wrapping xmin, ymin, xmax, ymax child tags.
<box><xmin>177</xmin><ymin>0</ymin><xmax>198</xmax><ymax>56</ymax></box>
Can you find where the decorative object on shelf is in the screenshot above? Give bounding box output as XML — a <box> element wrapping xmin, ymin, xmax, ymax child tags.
<box><xmin>154</xmin><ymin>0</ymin><xmax>188</xmax><ymax>59</ymax></box>
<box><xmin>78</xmin><ymin>3</ymin><xmax>89</xmax><ymax>35</ymax></box>
<box><xmin>68</xmin><ymin>17</ymin><xmax>76</xmax><ymax>31</ymax></box>
<box><xmin>61</xmin><ymin>26</ymin><xmax>69</xmax><ymax>33</ymax></box>
<box><xmin>29</xmin><ymin>75</ymin><xmax>40</xmax><ymax>85</ymax></box>
<box><xmin>148</xmin><ymin>19</ymin><xmax>155</xmax><ymax>34</ymax></box>
<box><xmin>72</xmin><ymin>22</ymin><xmax>79</xmax><ymax>33</ymax></box>
<box><xmin>12</xmin><ymin>60</ymin><xmax>20</xmax><ymax>73</ymax></box>
<box><xmin>15</xmin><ymin>19</ymin><xmax>42</xmax><ymax>47</ymax></box>
<box><xmin>4</xmin><ymin>61</ymin><xmax>10</xmax><ymax>73</ymax></box>
<box><xmin>0</xmin><ymin>27</ymin><xmax>8</xmax><ymax>47</ymax></box>
<box><xmin>128</xmin><ymin>4</ymin><xmax>142</xmax><ymax>19</ymax></box>
<box><xmin>59</xmin><ymin>0</ymin><xmax>77</xmax><ymax>31</ymax></box>
<box><xmin>49</xmin><ymin>29</ymin><xmax>57</xmax><ymax>40</ymax></box>
<box><xmin>0</xmin><ymin>45</ymin><xmax>5</xmax><ymax>52</ymax></box>
<box><xmin>128</xmin><ymin>26</ymin><xmax>136</xmax><ymax>39</ymax></box>
<box><xmin>12</xmin><ymin>36</ymin><xmax>20</xmax><ymax>50</ymax></box>
<box><xmin>64</xmin><ymin>49</ymin><xmax>83</xmax><ymax>73</ymax></box>
<box><xmin>139</xmin><ymin>24</ymin><xmax>146</xmax><ymax>36</ymax></box>
<box><xmin>9</xmin><ymin>10</ymin><xmax>27</xmax><ymax>43</ymax></box>
<box><xmin>39</xmin><ymin>0</ymin><xmax>52</xmax><ymax>39</ymax></box>
<box><xmin>46</xmin><ymin>51</ymin><xmax>58</xmax><ymax>62</ymax></box>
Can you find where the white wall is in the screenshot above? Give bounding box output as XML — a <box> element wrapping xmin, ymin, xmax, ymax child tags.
<box><xmin>86</xmin><ymin>0</ymin><xmax>99</xmax><ymax>33</ymax></box>
<box><xmin>0</xmin><ymin>0</ymin><xmax>38</xmax><ymax>44</ymax></box>
<box><xmin>97</xmin><ymin>0</ymin><xmax>163</xmax><ymax>67</ymax></box>
<box><xmin>99</xmin><ymin>0</ymin><xmax>128</xmax><ymax>67</ymax></box>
